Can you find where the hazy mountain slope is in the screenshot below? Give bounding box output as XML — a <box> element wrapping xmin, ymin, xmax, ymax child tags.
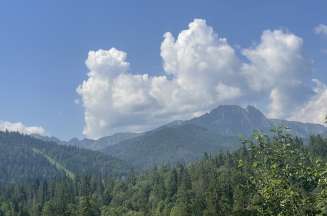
<box><xmin>105</xmin><ymin>124</ymin><xmax>239</xmax><ymax>169</ymax></box>
<box><xmin>0</xmin><ymin>132</ymin><xmax>130</xmax><ymax>183</ymax></box>
<box><xmin>103</xmin><ymin>105</ymin><xmax>326</xmax><ymax>169</ymax></box>
<box><xmin>60</xmin><ymin>132</ymin><xmax>140</xmax><ymax>151</ymax></box>
<box><xmin>90</xmin><ymin>132</ymin><xmax>140</xmax><ymax>150</ymax></box>
<box><xmin>270</xmin><ymin>119</ymin><xmax>327</xmax><ymax>137</ymax></box>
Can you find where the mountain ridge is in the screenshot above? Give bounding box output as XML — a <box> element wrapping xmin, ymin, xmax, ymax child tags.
<box><xmin>101</xmin><ymin>105</ymin><xmax>327</xmax><ymax>168</ymax></box>
<box><xmin>34</xmin><ymin>105</ymin><xmax>327</xmax><ymax>169</ymax></box>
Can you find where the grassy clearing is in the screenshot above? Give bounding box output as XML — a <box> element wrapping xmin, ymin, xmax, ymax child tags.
<box><xmin>32</xmin><ymin>148</ymin><xmax>76</xmax><ymax>180</ymax></box>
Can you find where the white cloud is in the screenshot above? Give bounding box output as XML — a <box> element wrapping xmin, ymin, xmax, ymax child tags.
<box><xmin>156</xmin><ymin>19</ymin><xmax>243</xmax><ymax>118</ymax></box>
<box><xmin>77</xmin><ymin>19</ymin><xmax>243</xmax><ymax>138</ymax></box>
<box><xmin>0</xmin><ymin>121</ymin><xmax>46</xmax><ymax>135</ymax></box>
<box><xmin>290</xmin><ymin>79</ymin><xmax>327</xmax><ymax>125</ymax></box>
<box><xmin>77</xmin><ymin>18</ymin><xmax>326</xmax><ymax>139</ymax></box>
<box><xmin>314</xmin><ymin>24</ymin><xmax>327</xmax><ymax>36</ymax></box>
<box><xmin>241</xmin><ymin>30</ymin><xmax>313</xmax><ymax>119</ymax></box>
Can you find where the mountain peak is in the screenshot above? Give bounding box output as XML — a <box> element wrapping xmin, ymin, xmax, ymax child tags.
<box><xmin>245</xmin><ymin>105</ymin><xmax>269</xmax><ymax>124</ymax></box>
<box><xmin>246</xmin><ymin>105</ymin><xmax>260</xmax><ymax>113</ymax></box>
<box><xmin>189</xmin><ymin>105</ymin><xmax>271</xmax><ymax>136</ymax></box>
<box><xmin>210</xmin><ymin>105</ymin><xmax>262</xmax><ymax>115</ymax></box>
<box><xmin>210</xmin><ymin>105</ymin><xmax>245</xmax><ymax>113</ymax></box>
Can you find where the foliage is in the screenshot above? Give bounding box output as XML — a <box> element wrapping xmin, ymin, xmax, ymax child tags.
<box><xmin>1</xmin><ymin>129</ymin><xmax>327</xmax><ymax>215</ymax></box>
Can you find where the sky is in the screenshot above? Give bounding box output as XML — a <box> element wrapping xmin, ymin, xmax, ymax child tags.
<box><xmin>0</xmin><ymin>0</ymin><xmax>326</xmax><ymax>140</ymax></box>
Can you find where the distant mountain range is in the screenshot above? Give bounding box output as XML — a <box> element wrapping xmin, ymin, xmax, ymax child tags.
<box><xmin>3</xmin><ymin>105</ymin><xmax>325</xmax><ymax>182</ymax></box>
<box><xmin>34</xmin><ymin>132</ymin><xmax>140</xmax><ymax>151</ymax></box>
<box><xmin>41</xmin><ymin>105</ymin><xmax>326</xmax><ymax>169</ymax></box>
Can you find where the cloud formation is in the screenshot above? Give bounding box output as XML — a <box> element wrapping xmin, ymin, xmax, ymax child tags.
<box><xmin>0</xmin><ymin>121</ymin><xmax>46</xmax><ymax>135</ymax></box>
<box><xmin>77</xmin><ymin>19</ymin><xmax>325</xmax><ymax>138</ymax></box>
<box><xmin>242</xmin><ymin>30</ymin><xmax>312</xmax><ymax>119</ymax></box>
<box><xmin>314</xmin><ymin>24</ymin><xmax>327</xmax><ymax>36</ymax></box>
<box><xmin>290</xmin><ymin>80</ymin><xmax>327</xmax><ymax>124</ymax></box>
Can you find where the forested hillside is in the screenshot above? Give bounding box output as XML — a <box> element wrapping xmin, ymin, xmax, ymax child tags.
<box><xmin>2</xmin><ymin>129</ymin><xmax>327</xmax><ymax>215</ymax></box>
<box><xmin>0</xmin><ymin>132</ymin><xmax>130</xmax><ymax>183</ymax></box>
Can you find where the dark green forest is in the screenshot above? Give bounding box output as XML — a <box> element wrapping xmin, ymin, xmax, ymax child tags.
<box><xmin>0</xmin><ymin>131</ymin><xmax>129</xmax><ymax>183</ymax></box>
<box><xmin>1</xmin><ymin>129</ymin><xmax>327</xmax><ymax>215</ymax></box>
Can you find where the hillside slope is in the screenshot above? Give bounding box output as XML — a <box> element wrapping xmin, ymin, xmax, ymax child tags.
<box><xmin>0</xmin><ymin>132</ymin><xmax>130</xmax><ymax>183</ymax></box>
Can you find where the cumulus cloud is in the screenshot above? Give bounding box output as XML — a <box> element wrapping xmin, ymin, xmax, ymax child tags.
<box><xmin>77</xmin><ymin>19</ymin><xmax>243</xmax><ymax>138</ymax></box>
<box><xmin>290</xmin><ymin>79</ymin><xmax>327</xmax><ymax>124</ymax></box>
<box><xmin>242</xmin><ymin>30</ymin><xmax>312</xmax><ymax>118</ymax></box>
<box><xmin>160</xmin><ymin>19</ymin><xmax>242</xmax><ymax>108</ymax></box>
<box><xmin>0</xmin><ymin>121</ymin><xmax>46</xmax><ymax>135</ymax></box>
<box><xmin>314</xmin><ymin>24</ymin><xmax>327</xmax><ymax>36</ymax></box>
<box><xmin>77</xmin><ymin>18</ymin><xmax>325</xmax><ymax>138</ymax></box>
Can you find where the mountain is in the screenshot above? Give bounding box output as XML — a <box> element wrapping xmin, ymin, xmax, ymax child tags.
<box><xmin>35</xmin><ymin>132</ymin><xmax>140</xmax><ymax>151</ymax></box>
<box><xmin>104</xmin><ymin>124</ymin><xmax>239</xmax><ymax>169</ymax></box>
<box><xmin>188</xmin><ymin>105</ymin><xmax>272</xmax><ymax>136</ymax></box>
<box><xmin>0</xmin><ymin>131</ymin><xmax>130</xmax><ymax>183</ymax></box>
<box><xmin>103</xmin><ymin>105</ymin><xmax>327</xmax><ymax>169</ymax></box>
<box><xmin>270</xmin><ymin>119</ymin><xmax>327</xmax><ymax>137</ymax></box>
<box><xmin>188</xmin><ymin>105</ymin><xmax>327</xmax><ymax>137</ymax></box>
<box><xmin>58</xmin><ymin>132</ymin><xmax>140</xmax><ymax>151</ymax></box>
<box><xmin>35</xmin><ymin>105</ymin><xmax>326</xmax><ymax>170</ymax></box>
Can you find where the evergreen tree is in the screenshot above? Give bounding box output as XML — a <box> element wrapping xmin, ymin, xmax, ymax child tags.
<box><xmin>77</xmin><ymin>196</ymin><xmax>100</xmax><ymax>216</ymax></box>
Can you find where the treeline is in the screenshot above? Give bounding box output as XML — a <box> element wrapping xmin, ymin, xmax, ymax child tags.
<box><xmin>1</xmin><ymin>129</ymin><xmax>327</xmax><ymax>215</ymax></box>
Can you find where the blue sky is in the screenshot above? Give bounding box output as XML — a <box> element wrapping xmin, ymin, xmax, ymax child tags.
<box><xmin>0</xmin><ymin>0</ymin><xmax>326</xmax><ymax>139</ymax></box>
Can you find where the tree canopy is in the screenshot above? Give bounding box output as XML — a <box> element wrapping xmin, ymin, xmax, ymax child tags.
<box><xmin>1</xmin><ymin>129</ymin><xmax>327</xmax><ymax>215</ymax></box>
